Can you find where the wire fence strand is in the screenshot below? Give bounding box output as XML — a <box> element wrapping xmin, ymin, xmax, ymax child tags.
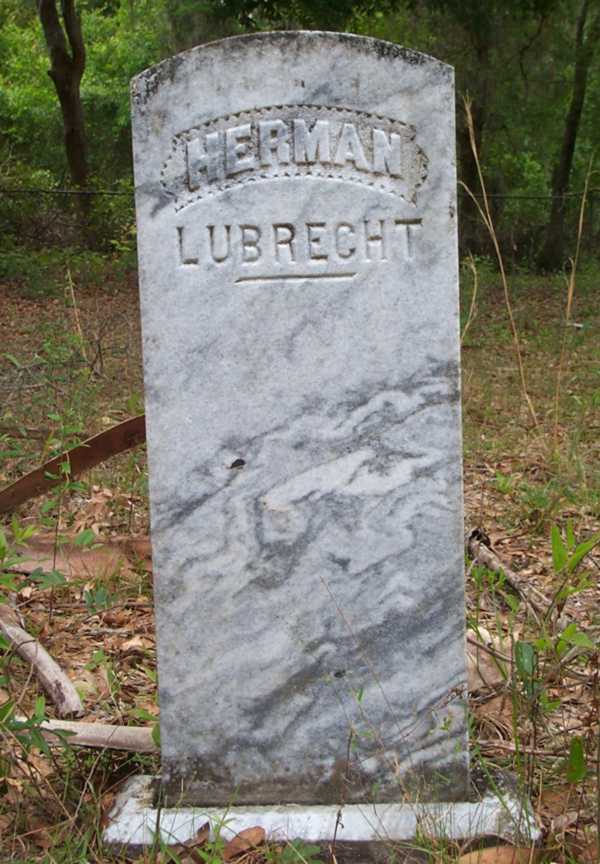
<box><xmin>1</xmin><ymin>185</ymin><xmax>600</xmax><ymax>199</ymax></box>
<box><xmin>1</xmin><ymin>184</ymin><xmax>598</xmax><ymax>263</ymax></box>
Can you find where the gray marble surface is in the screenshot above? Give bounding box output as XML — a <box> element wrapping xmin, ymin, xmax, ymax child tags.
<box><xmin>131</xmin><ymin>31</ymin><xmax>468</xmax><ymax>805</ymax></box>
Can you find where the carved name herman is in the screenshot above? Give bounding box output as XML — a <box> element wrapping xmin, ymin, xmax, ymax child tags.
<box><xmin>161</xmin><ymin>105</ymin><xmax>428</xmax><ymax>209</ymax></box>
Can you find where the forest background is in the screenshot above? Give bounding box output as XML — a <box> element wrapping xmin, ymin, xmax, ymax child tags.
<box><xmin>1</xmin><ymin>0</ymin><xmax>600</xmax><ymax>273</ymax></box>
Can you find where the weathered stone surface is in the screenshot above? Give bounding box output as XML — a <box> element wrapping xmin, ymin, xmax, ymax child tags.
<box><xmin>131</xmin><ymin>31</ymin><xmax>467</xmax><ymax>806</ymax></box>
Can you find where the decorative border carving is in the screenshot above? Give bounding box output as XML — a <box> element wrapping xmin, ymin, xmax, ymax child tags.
<box><xmin>160</xmin><ymin>104</ymin><xmax>428</xmax><ymax>210</ymax></box>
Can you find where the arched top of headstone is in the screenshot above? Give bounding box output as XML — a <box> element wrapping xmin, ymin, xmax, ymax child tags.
<box><xmin>132</xmin><ymin>30</ymin><xmax>455</xmax><ymax>217</ymax></box>
<box><xmin>132</xmin><ymin>31</ymin><xmax>452</xmax><ymax>110</ymax></box>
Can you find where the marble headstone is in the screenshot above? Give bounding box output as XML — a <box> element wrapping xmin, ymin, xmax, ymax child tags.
<box><xmin>131</xmin><ymin>31</ymin><xmax>467</xmax><ymax>807</ymax></box>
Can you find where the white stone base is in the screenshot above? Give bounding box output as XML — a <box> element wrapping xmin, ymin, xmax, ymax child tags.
<box><xmin>104</xmin><ymin>776</ymin><xmax>541</xmax><ymax>852</ymax></box>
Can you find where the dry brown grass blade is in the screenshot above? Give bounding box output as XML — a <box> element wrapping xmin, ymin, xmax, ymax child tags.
<box><xmin>461</xmin><ymin>97</ymin><xmax>538</xmax><ymax>427</ymax></box>
<box><xmin>553</xmin><ymin>157</ymin><xmax>595</xmax><ymax>447</ymax></box>
<box><xmin>461</xmin><ymin>253</ymin><xmax>479</xmax><ymax>344</ymax></box>
<box><xmin>65</xmin><ymin>267</ymin><xmax>89</xmax><ymax>367</ymax></box>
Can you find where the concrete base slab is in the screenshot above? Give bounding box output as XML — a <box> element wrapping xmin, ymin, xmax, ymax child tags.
<box><xmin>104</xmin><ymin>776</ymin><xmax>541</xmax><ymax>854</ymax></box>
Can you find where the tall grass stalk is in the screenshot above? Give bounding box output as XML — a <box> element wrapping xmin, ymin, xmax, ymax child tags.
<box><xmin>461</xmin><ymin>98</ymin><xmax>538</xmax><ymax>428</ymax></box>
<box><xmin>553</xmin><ymin>158</ymin><xmax>595</xmax><ymax>449</ymax></box>
<box><xmin>460</xmin><ymin>253</ymin><xmax>479</xmax><ymax>345</ymax></box>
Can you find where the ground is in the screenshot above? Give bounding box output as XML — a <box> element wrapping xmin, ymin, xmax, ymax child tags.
<box><xmin>0</xmin><ymin>256</ymin><xmax>599</xmax><ymax>862</ymax></box>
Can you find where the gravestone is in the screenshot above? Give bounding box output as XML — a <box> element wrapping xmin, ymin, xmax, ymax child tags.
<box><xmin>131</xmin><ymin>31</ymin><xmax>467</xmax><ymax>808</ymax></box>
<box><xmin>105</xmin><ymin>32</ymin><xmax>540</xmax><ymax>849</ymax></box>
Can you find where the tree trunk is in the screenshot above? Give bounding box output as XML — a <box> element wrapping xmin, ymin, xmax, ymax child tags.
<box><xmin>38</xmin><ymin>0</ymin><xmax>88</xmax><ymax>187</ymax></box>
<box><xmin>538</xmin><ymin>0</ymin><xmax>600</xmax><ymax>271</ymax></box>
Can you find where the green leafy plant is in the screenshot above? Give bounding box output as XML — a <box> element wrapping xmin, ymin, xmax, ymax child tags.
<box><xmin>565</xmin><ymin>735</ymin><xmax>587</xmax><ymax>784</ymax></box>
<box><xmin>277</xmin><ymin>840</ymin><xmax>324</xmax><ymax>864</ymax></box>
<box><xmin>83</xmin><ymin>584</ymin><xmax>112</xmax><ymax>614</ymax></box>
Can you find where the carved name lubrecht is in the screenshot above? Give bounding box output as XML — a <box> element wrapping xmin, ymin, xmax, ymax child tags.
<box><xmin>161</xmin><ymin>105</ymin><xmax>428</xmax><ymax>210</ymax></box>
<box><xmin>177</xmin><ymin>217</ymin><xmax>423</xmax><ymax>270</ymax></box>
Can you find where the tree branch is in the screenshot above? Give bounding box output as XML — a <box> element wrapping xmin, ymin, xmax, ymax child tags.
<box><xmin>39</xmin><ymin>718</ymin><xmax>157</xmax><ymax>752</ymax></box>
<box><xmin>466</xmin><ymin>529</ymin><xmax>549</xmax><ymax>619</ymax></box>
<box><xmin>38</xmin><ymin>0</ymin><xmax>71</xmax><ymax>77</ymax></box>
<box><xmin>61</xmin><ymin>0</ymin><xmax>85</xmax><ymax>80</ymax></box>
<box><xmin>0</xmin><ymin>605</ymin><xmax>83</xmax><ymax>718</ymax></box>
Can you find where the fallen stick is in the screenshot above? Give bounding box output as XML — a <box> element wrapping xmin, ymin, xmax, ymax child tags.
<box><xmin>466</xmin><ymin>529</ymin><xmax>548</xmax><ymax>619</ymax></box>
<box><xmin>0</xmin><ymin>606</ymin><xmax>83</xmax><ymax>717</ymax></box>
<box><xmin>478</xmin><ymin>739</ymin><xmax>561</xmax><ymax>758</ymax></box>
<box><xmin>0</xmin><ymin>414</ymin><xmax>146</xmax><ymax>514</ymax></box>
<box><xmin>39</xmin><ymin>718</ymin><xmax>158</xmax><ymax>752</ymax></box>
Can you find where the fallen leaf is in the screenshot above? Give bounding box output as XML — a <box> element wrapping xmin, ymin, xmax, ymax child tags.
<box><xmin>474</xmin><ymin>692</ymin><xmax>513</xmax><ymax>736</ymax></box>
<box><xmin>551</xmin><ymin>809</ymin><xmax>580</xmax><ymax>834</ymax></box>
<box><xmin>467</xmin><ymin>634</ymin><xmax>508</xmax><ymax>691</ymax></box>
<box><xmin>458</xmin><ymin>848</ymin><xmax>540</xmax><ymax>864</ymax></box>
<box><xmin>103</xmin><ymin>609</ymin><xmax>131</xmax><ymax>627</ymax></box>
<box><xmin>564</xmin><ymin>835</ymin><xmax>599</xmax><ymax>864</ymax></box>
<box><xmin>222</xmin><ymin>827</ymin><xmax>266</xmax><ymax>860</ymax></box>
<box><xmin>121</xmin><ymin>635</ymin><xmax>154</xmax><ymax>654</ymax></box>
<box><xmin>100</xmin><ymin>792</ymin><xmax>116</xmax><ymax>829</ymax></box>
<box><xmin>30</xmin><ymin>827</ymin><xmax>53</xmax><ymax>850</ymax></box>
<box><xmin>173</xmin><ymin>821</ymin><xmax>211</xmax><ymax>862</ymax></box>
<box><xmin>73</xmin><ymin>669</ymin><xmax>98</xmax><ymax>701</ymax></box>
<box><xmin>539</xmin><ymin>784</ymin><xmax>574</xmax><ymax>820</ymax></box>
<box><xmin>183</xmin><ymin>821</ymin><xmax>210</xmax><ymax>848</ymax></box>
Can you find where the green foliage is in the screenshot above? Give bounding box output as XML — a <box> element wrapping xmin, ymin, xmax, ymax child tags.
<box><xmin>0</xmin><ymin>1</ymin><xmax>168</xmax><ymax>181</ymax></box>
<box><xmin>203</xmin><ymin>0</ymin><xmax>399</xmax><ymax>31</ymax></box>
<box><xmin>514</xmin><ymin>640</ymin><xmax>537</xmax><ymax>699</ymax></box>
<box><xmin>565</xmin><ymin>735</ymin><xmax>587</xmax><ymax>783</ymax></box>
<box><xmin>276</xmin><ymin>841</ymin><xmax>324</xmax><ymax>864</ymax></box>
<box><xmin>0</xmin><ymin>0</ymin><xmax>599</xmax><ymax>263</ymax></box>
<box><xmin>1</xmin><ymin>696</ymin><xmax>55</xmax><ymax>757</ymax></box>
<box><xmin>83</xmin><ymin>583</ymin><xmax>113</xmax><ymax>613</ymax></box>
<box><xmin>30</xmin><ymin>567</ymin><xmax>68</xmax><ymax>589</ymax></box>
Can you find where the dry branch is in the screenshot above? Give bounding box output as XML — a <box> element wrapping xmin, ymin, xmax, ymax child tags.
<box><xmin>0</xmin><ymin>605</ymin><xmax>83</xmax><ymax>717</ymax></box>
<box><xmin>0</xmin><ymin>414</ymin><xmax>146</xmax><ymax>514</ymax></box>
<box><xmin>466</xmin><ymin>529</ymin><xmax>548</xmax><ymax>619</ymax></box>
<box><xmin>39</xmin><ymin>718</ymin><xmax>157</xmax><ymax>752</ymax></box>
